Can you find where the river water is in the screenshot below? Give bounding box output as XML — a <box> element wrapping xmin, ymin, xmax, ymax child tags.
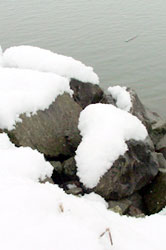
<box><xmin>0</xmin><ymin>0</ymin><xmax>166</xmax><ymax>117</ymax></box>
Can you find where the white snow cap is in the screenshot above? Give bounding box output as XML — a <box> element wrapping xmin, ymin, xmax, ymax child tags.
<box><xmin>3</xmin><ymin>45</ymin><xmax>99</xmax><ymax>84</ymax></box>
<box><xmin>0</xmin><ymin>67</ymin><xmax>72</xmax><ymax>130</ymax></box>
<box><xmin>108</xmin><ymin>85</ymin><xmax>132</xmax><ymax>112</ymax></box>
<box><xmin>75</xmin><ymin>103</ymin><xmax>147</xmax><ymax>188</ymax></box>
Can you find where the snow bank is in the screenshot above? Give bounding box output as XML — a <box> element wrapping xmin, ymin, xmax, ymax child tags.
<box><xmin>0</xmin><ymin>134</ymin><xmax>112</xmax><ymax>250</ymax></box>
<box><xmin>75</xmin><ymin>103</ymin><xmax>147</xmax><ymax>188</ymax></box>
<box><xmin>108</xmin><ymin>85</ymin><xmax>132</xmax><ymax>112</ymax></box>
<box><xmin>0</xmin><ymin>133</ymin><xmax>53</xmax><ymax>181</ymax></box>
<box><xmin>3</xmin><ymin>45</ymin><xmax>99</xmax><ymax>84</ymax></box>
<box><xmin>0</xmin><ymin>133</ymin><xmax>166</xmax><ymax>250</ymax></box>
<box><xmin>0</xmin><ymin>67</ymin><xmax>72</xmax><ymax>130</ymax></box>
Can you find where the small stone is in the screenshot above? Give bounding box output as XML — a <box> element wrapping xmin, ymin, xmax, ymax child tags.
<box><xmin>40</xmin><ymin>177</ymin><xmax>54</xmax><ymax>184</ymax></box>
<box><xmin>62</xmin><ymin>157</ymin><xmax>77</xmax><ymax>177</ymax></box>
<box><xmin>157</xmin><ymin>153</ymin><xmax>166</xmax><ymax>169</ymax></box>
<box><xmin>109</xmin><ymin>205</ymin><xmax>123</xmax><ymax>216</ymax></box>
<box><xmin>50</xmin><ymin>161</ymin><xmax>62</xmax><ymax>174</ymax></box>
<box><xmin>127</xmin><ymin>205</ymin><xmax>145</xmax><ymax>218</ymax></box>
<box><xmin>108</xmin><ymin>199</ymin><xmax>131</xmax><ymax>215</ymax></box>
<box><xmin>156</xmin><ymin>135</ymin><xmax>166</xmax><ymax>151</ymax></box>
<box><xmin>66</xmin><ymin>187</ymin><xmax>83</xmax><ymax>196</ymax></box>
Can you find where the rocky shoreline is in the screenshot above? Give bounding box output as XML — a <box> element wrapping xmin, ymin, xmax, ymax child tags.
<box><xmin>2</xmin><ymin>77</ymin><xmax>166</xmax><ymax>217</ymax></box>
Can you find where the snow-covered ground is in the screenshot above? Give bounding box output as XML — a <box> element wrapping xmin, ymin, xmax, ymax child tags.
<box><xmin>0</xmin><ymin>133</ymin><xmax>165</xmax><ymax>250</ymax></box>
<box><xmin>0</xmin><ymin>45</ymin><xmax>165</xmax><ymax>250</ymax></box>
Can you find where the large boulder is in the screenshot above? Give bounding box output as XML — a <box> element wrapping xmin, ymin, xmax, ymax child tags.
<box><xmin>6</xmin><ymin>93</ymin><xmax>82</xmax><ymax>158</ymax></box>
<box><xmin>94</xmin><ymin>139</ymin><xmax>159</xmax><ymax>200</ymax></box>
<box><xmin>70</xmin><ymin>78</ymin><xmax>104</xmax><ymax>109</ymax></box>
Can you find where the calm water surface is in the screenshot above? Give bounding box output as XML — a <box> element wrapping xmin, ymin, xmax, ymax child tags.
<box><xmin>0</xmin><ymin>0</ymin><xmax>166</xmax><ymax>117</ymax></box>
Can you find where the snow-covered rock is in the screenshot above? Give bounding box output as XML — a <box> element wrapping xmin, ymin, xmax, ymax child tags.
<box><xmin>7</xmin><ymin>93</ymin><xmax>81</xmax><ymax>157</ymax></box>
<box><xmin>75</xmin><ymin>103</ymin><xmax>159</xmax><ymax>199</ymax></box>
<box><xmin>75</xmin><ymin>103</ymin><xmax>148</xmax><ymax>189</ymax></box>
<box><xmin>108</xmin><ymin>85</ymin><xmax>132</xmax><ymax>112</ymax></box>
<box><xmin>0</xmin><ymin>67</ymin><xmax>72</xmax><ymax>130</ymax></box>
<box><xmin>3</xmin><ymin>45</ymin><xmax>99</xmax><ymax>84</ymax></box>
<box><xmin>94</xmin><ymin>139</ymin><xmax>159</xmax><ymax>199</ymax></box>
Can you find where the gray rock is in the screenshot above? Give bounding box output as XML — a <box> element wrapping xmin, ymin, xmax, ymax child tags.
<box><xmin>70</xmin><ymin>78</ymin><xmax>104</xmax><ymax>109</ymax></box>
<box><xmin>40</xmin><ymin>177</ymin><xmax>54</xmax><ymax>184</ymax></box>
<box><xmin>156</xmin><ymin>135</ymin><xmax>166</xmax><ymax>158</ymax></box>
<box><xmin>62</xmin><ymin>157</ymin><xmax>77</xmax><ymax>177</ymax></box>
<box><xmin>100</xmin><ymin>93</ymin><xmax>116</xmax><ymax>106</ymax></box>
<box><xmin>127</xmin><ymin>88</ymin><xmax>151</xmax><ymax>131</ymax></box>
<box><xmin>160</xmin><ymin>149</ymin><xmax>166</xmax><ymax>159</ymax></box>
<box><xmin>126</xmin><ymin>192</ymin><xmax>144</xmax><ymax>211</ymax></box>
<box><xmin>127</xmin><ymin>206</ymin><xmax>145</xmax><ymax>218</ymax></box>
<box><xmin>66</xmin><ymin>187</ymin><xmax>83</xmax><ymax>196</ymax></box>
<box><xmin>108</xmin><ymin>199</ymin><xmax>132</xmax><ymax>215</ymax></box>
<box><xmin>50</xmin><ymin>161</ymin><xmax>62</xmax><ymax>174</ymax></box>
<box><xmin>150</xmin><ymin>120</ymin><xmax>166</xmax><ymax>147</ymax></box>
<box><xmin>157</xmin><ymin>153</ymin><xmax>166</xmax><ymax>169</ymax></box>
<box><xmin>6</xmin><ymin>94</ymin><xmax>82</xmax><ymax>157</ymax></box>
<box><xmin>145</xmin><ymin>108</ymin><xmax>162</xmax><ymax>127</ymax></box>
<box><xmin>108</xmin><ymin>192</ymin><xmax>145</xmax><ymax>217</ymax></box>
<box><xmin>94</xmin><ymin>139</ymin><xmax>159</xmax><ymax>200</ymax></box>
<box><xmin>109</xmin><ymin>206</ymin><xmax>123</xmax><ymax>215</ymax></box>
<box><xmin>142</xmin><ymin>171</ymin><xmax>166</xmax><ymax>214</ymax></box>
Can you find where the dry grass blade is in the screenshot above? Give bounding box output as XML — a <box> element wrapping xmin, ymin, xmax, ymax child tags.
<box><xmin>100</xmin><ymin>228</ymin><xmax>113</xmax><ymax>246</ymax></box>
<box><xmin>59</xmin><ymin>203</ymin><xmax>64</xmax><ymax>213</ymax></box>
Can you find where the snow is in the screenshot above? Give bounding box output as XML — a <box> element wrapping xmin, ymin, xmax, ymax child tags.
<box><xmin>75</xmin><ymin>103</ymin><xmax>147</xmax><ymax>188</ymax></box>
<box><xmin>108</xmin><ymin>85</ymin><xmax>132</xmax><ymax>112</ymax></box>
<box><xmin>3</xmin><ymin>45</ymin><xmax>99</xmax><ymax>84</ymax></box>
<box><xmin>0</xmin><ymin>133</ymin><xmax>53</xmax><ymax>181</ymax></box>
<box><xmin>0</xmin><ymin>133</ymin><xmax>166</xmax><ymax>250</ymax></box>
<box><xmin>0</xmin><ymin>67</ymin><xmax>72</xmax><ymax>130</ymax></box>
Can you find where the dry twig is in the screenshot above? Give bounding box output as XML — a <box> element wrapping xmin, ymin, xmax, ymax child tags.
<box><xmin>100</xmin><ymin>228</ymin><xmax>113</xmax><ymax>246</ymax></box>
<box><xmin>59</xmin><ymin>203</ymin><xmax>64</xmax><ymax>213</ymax></box>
